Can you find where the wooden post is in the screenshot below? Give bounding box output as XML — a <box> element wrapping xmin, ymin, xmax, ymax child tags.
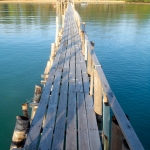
<box><xmin>22</xmin><ymin>103</ymin><xmax>29</xmax><ymax>118</ymax></box>
<box><xmin>60</xmin><ymin>0</ymin><xmax>62</xmax><ymax>16</ymax></box>
<box><xmin>33</xmin><ymin>85</ymin><xmax>42</xmax><ymax>103</ymax></box>
<box><xmin>55</xmin><ymin>16</ymin><xmax>59</xmax><ymax>46</ymax></box>
<box><xmin>58</xmin><ymin>1</ymin><xmax>61</xmax><ymax>31</ymax></box>
<box><xmin>44</xmin><ymin>60</ymin><xmax>51</xmax><ymax>76</ymax></box>
<box><xmin>63</xmin><ymin>1</ymin><xmax>65</xmax><ymax>14</ymax></box>
<box><xmin>10</xmin><ymin>116</ymin><xmax>30</xmax><ymax>150</ymax></box>
<box><xmin>87</xmin><ymin>45</ymin><xmax>92</xmax><ymax>75</ymax></box>
<box><xmin>31</xmin><ymin>85</ymin><xmax>42</xmax><ymax>121</ymax></box>
<box><xmin>87</xmin><ymin>42</ymin><xmax>94</xmax><ymax>75</ymax></box>
<box><xmin>78</xmin><ymin>18</ymin><xmax>80</xmax><ymax>32</ymax></box>
<box><xmin>81</xmin><ymin>22</ymin><xmax>85</xmax><ymax>56</ymax></box>
<box><xmin>62</xmin><ymin>15</ymin><xmax>64</xmax><ymax>28</ymax></box>
<box><xmin>90</xmin><ymin>69</ymin><xmax>94</xmax><ymax>96</ymax></box>
<box><xmin>50</xmin><ymin>43</ymin><xmax>55</xmax><ymax>68</ymax></box>
<box><xmin>55</xmin><ymin>1</ymin><xmax>59</xmax><ymax>46</ymax></box>
<box><xmin>93</xmin><ymin>68</ymin><xmax>102</xmax><ymax>116</ymax></box>
<box><xmin>103</xmin><ymin>92</ymin><xmax>110</xmax><ymax>150</ymax></box>
<box><xmin>85</xmin><ymin>39</ymin><xmax>87</xmax><ymax>61</ymax></box>
<box><xmin>110</xmin><ymin>116</ymin><xmax>129</xmax><ymax>150</ymax></box>
<box><xmin>122</xmin><ymin>139</ymin><xmax>130</xmax><ymax>150</ymax></box>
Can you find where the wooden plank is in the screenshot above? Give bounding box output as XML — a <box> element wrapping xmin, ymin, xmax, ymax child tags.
<box><xmin>78</xmin><ymin>49</ymin><xmax>90</xmax><ymax>93</ymax></box>
<box><xmin>85</xmin><ymin>93</ymin><xmax>102</xmax><ymax>150</ymax></box>
<box><xmin>57</xmin><ymin>20</ymin><xmax>69</xmax><ymax>70</ymax></box>
<box><xmin>61</xmin><ymin>69</ymin><xmax>69</xmax><ymax>92</ymax></box>
<box><xmin>82</xmin><ymin>72</ymin><xmax>90</xmax><ymax>93</ymax></box>
<box><xmin>51</xmin><ymin>69</ymin><xmax>62</xmax><ymax>93</ymax></box>
<box><xmin>77</xmin><ymin>92</ymin><xmax>90</xmax><ymax>150</ymax></box>
<box><xmin>66</xmin><ymin>92</ymin><xmax>77</xmax><ymax>150</ymax></box>
<box><xmin>69</xmin><ymin>22</ymin><xmax>76</xmax><ymax>93</ymax></box>
<box><xmin>75</xmin><ymin>64</ymin><xmax>83</xmax><ymax>92</ymax></box>
<box><xmin>39</xmin><ymin>69</ymin><xmax>62</xmax><ymax>150</ymax></box>
<box><xmin>61</xmin><ymin>33</ymin><xmax>70</xmax><ymax>92</ymax></box>
<box><xmin>75</xmin><ymin>27</ymin><xmax>83</xmax><ymax>92</ymax></box>
<box><xmin>38</xmin><ymin>104</ymin><xmax>57</xmax><ymax>150</ymax></box>
<box><xmin>51</xmin><ymin>91</ymin><xmax>68</xmax><ymax>150</ymax></box>
<box><xmin>78</xmin><ymin>45</ymin><xmax>87</xmax><ymax>69</ymax></box>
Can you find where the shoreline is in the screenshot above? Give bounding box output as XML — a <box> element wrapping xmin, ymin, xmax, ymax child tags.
<box><xmin>0</xmin><ymin>0</ymin><xmax>149</xmax><ymax>4</ymax></box>
<box><xmin>0</xmin><ymin>0</ymin><xmax>125</xmax><ymax>4</ymax></box>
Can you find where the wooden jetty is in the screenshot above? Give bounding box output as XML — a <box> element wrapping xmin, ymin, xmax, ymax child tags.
<box><xmin>11</xmin><ymin>2</ymin><xmax>144</xmax><ymax>150</ymax></box>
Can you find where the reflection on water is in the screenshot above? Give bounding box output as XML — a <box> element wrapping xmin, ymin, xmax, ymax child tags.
<box><xmin>0</xmin><ymin>3</ymin><xmax>150</xmax><ymax>150</ymax></box>
<box><xmin>0</xmin><ymin>4</ymin><xmax>55</xmax><ymax>23</ymax></box>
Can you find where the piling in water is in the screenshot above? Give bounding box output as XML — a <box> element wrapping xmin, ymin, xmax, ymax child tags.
<box><xmin>22</xmin><ymin>103</ymin><xmax>29</xmax><ymax>118</ymax></box>
<box><xmin>33</xmin><ymin>85</ymin><xmax>42</xmax><ymax>103</ymax></box>
<box><xmin>10</xmin><ymin>116</ymin><xmax>30</xmax><ymax>150</ymax></box>
<box><xmin>31</xmin><ymin>85</ymin><xmax>42</xmax><ymax>121</ymax></box>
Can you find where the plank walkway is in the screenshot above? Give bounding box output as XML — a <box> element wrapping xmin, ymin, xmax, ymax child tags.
<box><xmin>24</xmin><ymin>3</ymin><xmax>101</xmax><ymax>150</ymax></box>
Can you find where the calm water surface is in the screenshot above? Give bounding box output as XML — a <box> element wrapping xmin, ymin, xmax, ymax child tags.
<box><xmin>0</xmin><ymin>3</ymin><xmax>150</xmax><ymax>150</ymax></box>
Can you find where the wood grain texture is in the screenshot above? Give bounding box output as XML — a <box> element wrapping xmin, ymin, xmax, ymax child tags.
<box><xmin>85</xmin><ymin>93</ymin><xmax>102</xmax><ymax>150</ymax></box>
<box><xmin>66</xmin><ymin>92</ymin><xmax>77</xmax><ymax>150</ymax></box>
<box><xmin>77</xmin><ymin>92</ymin><xmax>90</xmax><ymax>150</ymax></box>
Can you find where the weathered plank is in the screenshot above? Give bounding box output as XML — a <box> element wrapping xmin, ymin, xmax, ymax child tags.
<box><xmin>85</xmin><ymin>93</ymin><xmax>102</xmax><ymax>150</ymax></box>
<box><xmin>77</xmin><ymin>92</ymin><xmax>90</xmax><ymax>150</ymax></box>
<box><xmin>66</xmin><ymin>92</ymin><xmax>77</xmax><ymax>150</ymax></box>
<box><xmin>69</xmin><ymin>22</ymin><xmax>76</xmax><ymax>92</ymax></box>
<box><xmin>51</xmin><ymin>91</ymin><xmax>68</xmax><ymax>150</ymax></box>
<box><xmin>38</xmin><ymin>69</ymin><xmax>62</xmax><ymax>150</ymax></box>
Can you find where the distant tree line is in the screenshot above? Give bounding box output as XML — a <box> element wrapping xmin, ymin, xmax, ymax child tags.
<box><xmin>125</xmin><ymin>0</ymin><xmax>150</xmax><ymax>3</ymax></box>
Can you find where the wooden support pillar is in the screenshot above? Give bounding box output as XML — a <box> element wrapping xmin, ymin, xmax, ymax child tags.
<box><xmin>90</xmin><ymin>68</ymin><xmax>94</xmax><ymax>96</ymax></box>
<box><xmin>63</xmin><ymin>2</ymin><xmax>65</xmax><ymax>13</ymax></box>
<box><xmin>87</xmin><ymin>48</ymin><xmax>91</xmax><ymax>75</ymax></box>
<box><xmin>33</xmin><ymin>85</ymin><xmax>42</xmax><ymax>103</ymax></box>
<box><xmin>10</xmin><ymin>116</ymin><xmax>30</xmax><ymax>150</ymax></box>
<box><xmin>81</xmin><ymin>22</ymin><xmax>85</xmax><ymax>56</ymax></box>
<box><xmin>62</xmin><ymin>15</ymin><xmax>64</xmax><ymax>28</ymax></box>
<box><xmin>87</xmin><ymin>43</ymin><xmax>93</xmax><ymax>75</ymax></box>
<box><xmin>93</xmin><ymin>68</ymin><xmax>102</xmax><ymax>116</ymax></box>
<box><xmin>55</xmin><ymin>16</ymin><xmax>59</xmax><ymax>46</ymax></box>
<box><xmin>50</xmin><ymin>43</ymin><xmax>56</xmax><ymax>67</ymax></box>
<box><xmin>44</xmin><ymin>60</ymin><xmax>51</xmax><ymax>76</ymax></box>
<box><xmin>85</xmin><ymin>39</ymin><xmax>87</xmax><ymax>61</ymax></box>
<box><xmin>103</xmin><ymin>92</ymin><xmax>110</xmax><ymax>150</ymax></box>
<box><xmin>72</xmin><ymin>0</ymin><xmax>74</xmax><ymax>7</ymax></box>
<box><xmin>60</xmin><ymin>0</ymin><xmax>62</xmax><ymax>16</ymax></box>
<box><xmin>22</xmin><ymin>103</ymin><xmax>29</xmax><ymax>118</ymax></box>
<box><xmin>78</xmin><ymin>18</ymin><xmax>80</xmax><ymax>31</ymax></box>
<box><xmin>55</xmin><ymin>1</ymin><xmax>59</xmax><ymax>46</ymax></box>
<box><xmin>58</xmin><ymin>2</ymin><xmax>61</xmax><ymax>31</ymax></box>
<box><xmin>31</xmin><ymin>85</ymin><xmax>42</xmax><ymax>121</ymax></box>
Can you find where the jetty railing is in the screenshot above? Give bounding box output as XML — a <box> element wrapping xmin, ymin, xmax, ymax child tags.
<box><xmin>74</xmin><ymin>7</ymin><xmax>144</xmax><ymax>150</ymax></box>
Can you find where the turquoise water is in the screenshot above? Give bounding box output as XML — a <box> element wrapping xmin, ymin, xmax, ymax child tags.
<box><xmin>0</xmin><ymin>3</ymin><xmax>150</xmax><ymax>150</ymax></box>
